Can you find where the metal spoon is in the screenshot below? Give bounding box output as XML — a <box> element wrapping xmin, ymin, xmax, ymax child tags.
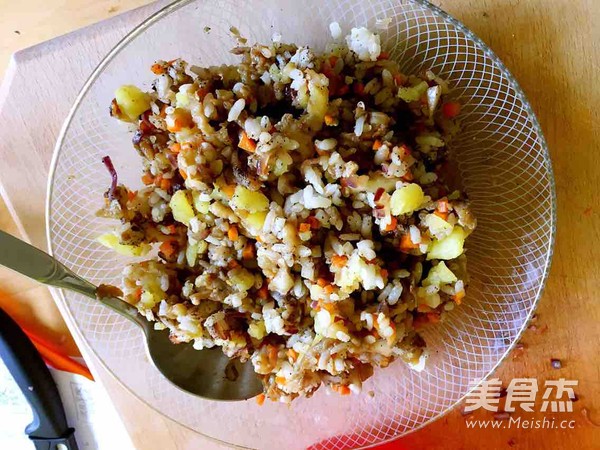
<box><xmin>0</xmin><ymin>230</ymin><xmax>263</xmax><ymax>401</ymax></box>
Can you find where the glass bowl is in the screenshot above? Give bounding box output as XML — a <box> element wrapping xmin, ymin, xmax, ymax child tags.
<box><xmin>47</xmin><ymin>0</ymin><xmax>555</xmax><ymax>448</ymax></box>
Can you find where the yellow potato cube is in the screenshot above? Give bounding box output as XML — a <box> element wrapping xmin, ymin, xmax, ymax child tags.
<box><xmin>231</xmin><ymin>186</ymin><xmax>269</xmax><ymax>213</ymax></box>
<box><xmin>243</xmin><ymin>211</ymin><xmax>267</xmax><ymax>235</ymax></box>
<box><xmin>97</xmin><ymin>233</ymin><xmax>150</xmax><ymax>256</ymax></box>
<box><xmin>427</xmin><ymin>226</ymin><xmax>466</xmax><ymax>260</ymax></box>
<box><xmin>192</xmin><ymin>191</ymin><xmax>210</xmax><ymax>214</ymax></box>
<box><xmin>390</xmin><ymin>183</ymin><xmax>425</xmax><ymax>216</ymax></box>
<box><xmin>114</xmin><ymin>85</ymin><xmax>151</xmax><ymax>121</ymax></box>
<box><xmin>423</xmin><ymin>261</ymin><xmax>458</xmax><ymax>286</ymax></box>
<box><xmin>169</xmin><ymin>190</ymin><xmax>195</xmax><ymax>225</ymax></box>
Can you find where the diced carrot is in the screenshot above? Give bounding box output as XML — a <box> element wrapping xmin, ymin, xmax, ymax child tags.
<box><xmin>196</xmin><ymin>87</ymin><xmax>209</xmax><ymax>100</ymax></box>
<box><xmin>338</xmin><ymin>385</ymin><xmax>351</xmax><ymax>395</ymax></box>
<box><xmin>287</xmin><ymin>348</ymin><xmax>299</xmax><ymax>362</ymax></box>
<box><xmin>318</xmin><ymin>300</ymin><xmax>336</xmax><ymax>313</ymax></box>
<box><xmin>324</xmin><ymin>284</ymin><xmax>335</xmax><ymax>295</ymax></box>
<box><xmin>242</xmin><ymin>242</ymin><xmax>255</xmax><ymax>259</ymax></box>
<box><xmin>373</xmin><ymin>140</ymin><xmax>383</xmax><ymax>150</ymax></box>
<box><xmin>317</xmin><ymin>278</ymin><xmax>329</xmax><ymax>288</ymax></box>
<box><xmin>275</xmin><ymin>376</ymin><xmax>286</xmax><ymax>385</ymax></box>
<box><xmin>377</xmin><ymin>51</ymin><xmax>390</xmax><ymax>60</ymax></box>
<box><xmin>160</xmin><ymin>178</ymin><xmax>171</xmax><ymax>191</ymax></box>
<box><xmin>165</xmin><ymin>224</ymin><xmax>177</xmax><ymax>235</ymax></box>
<box><xmin>331</xmin><ymin>255</ymin><xmax>348</xmax><ymax>268</ymax></box>
<box><xmin>255</xmin><ymin>393</ymin><xmax>266</xmax><ymax>406</ymax></box>
<box><xmin>141</xmin><ymin>173</ymin><xmax>154</xmax><ymax>185</ymax></box>
<box><xmin>127</xmin><ymin>190</ymin><xmax>136</xmax><ymax>202</ymax></box>
<box><xmin>442</xmin><ymin>101</ymin><xmax>461</xmax><ymax>119</ymax></box>
<box><xmin>238</xmin><ymin>131</ymin><xmax>257</xmax><ymax>153</ymax></box>
<box><xmin>384</xmin><ymin>216</ymin><xmax>398</xmax><ymax>232</ymax></box>
<box><xmin>374</xmin><ymin>187</ymin><xmax>385</xmax><ymax>203</ymax></box>
<box><xmin>434</xmin><ymin>210</ymin><xmax>449</xmax><ymax>221</ymax></box>
<box><xmin>257</xmin><ymin>283</ymin><xmax>269</xmax><ymax>300</ymax></box>
<box><xmin>151</xmin><ymin>63</ymin><xmax>166</xmax><ymax>75</ymax></box>
<box><xmin>453</xmin><ymin>290</ymin><xmax>466</xmax><ymax>305</ymax></box>
<box><xmin>159</xmin><ymin>240</ymin><xmax>177</xmax><ymax>258</ymax></box>
<box><xmin>228</xmin><ymin>225</ymin><xmax>239</xmax><ymax>241</ymax></box>
<box><xmin>380</xmin><ymin>269</ymin><xmax>389</xmax><ymax>279</ymax></box>
<box><xmin>328</xmin><ymin>55</ymin><xmax>338</xmax><ymax>67</ymax></box>
<box><xmin>353</xmin><ymin>82</ymin><xmax>365</xmax><ymax>95</ymax></box>
<box><xmin>222</xmin><ymin>184</ymin><xmax>236</xmax><ymax>198</ymax></box>
<box><xmin>400</xmin><ymin>233</ymin><xmax>419</xmax><ymax>251</ymax></box>
<box><xmin>228</xmin><ymin>259</ymin><xmax>240</xmax><ymax>269</ymax></box>
<box><xmin>324</xmin><ymin>114</ymin><xmax>336</xmax><ymax>126</ymax></box>
<box><xmin>299</xmin><ymin>223</ymin><xmax>311</xmax><ymax>233</ymax></box>
<box><xmin>167</xmin><ymin>118</ymin><xmax>183</xmax><ymax>132</ymax></box>
<box><xmin>170</xmin><ymin>142</ymin><xmax>181</xmax><ymax>154</ymax></box>
<box><xmin>179</xmin><ymin>168</ymin><xmax>188</xmax><ymax>180</ymax></box>
<box><xmin>306</xmin><ymin>216</ymin><xmax>320</xmax><ymax>230</ymax></box>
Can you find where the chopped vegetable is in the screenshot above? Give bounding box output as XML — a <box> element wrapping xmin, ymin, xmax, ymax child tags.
<box><xmin>390</xmin><ymin>183</ymin><xmax>425</xmax><ymax>216</ymax></box>
<box><xmin>239</xmin><ymin>131</ymin><xmax>257</xmax><ymax>153</ymax></box>
<box><xmin>427</xmin><ymin>226</ymin><xmax>466</xmax><ymax>260</ymax></box>
<box><xmin>169</xmin><ymin>190</ymin><xmax>195</xmax><ymax>225</ymax></box>
<box><xmin>442</xmin><ymin>101</ymin><xmax>461</xmax><ymax>119</ymax></box>
<box><xmin>423</xmin><ymin>262</ymin><xmax>457</xmax><ymax>286</ymax></box>
<box><xmin>97</xmin><ymin>233</ymin><xmax>150</xmax><ymax>256</ymax></box>
<box><xmin>231</xmin><ymin>186</ymin><xmax>269</xmax><ymax>212</ymax></box>
<box><xmin>114</xmin><ymin>85</ymin><xmax>151</xmax><ymax>121</ymax></box>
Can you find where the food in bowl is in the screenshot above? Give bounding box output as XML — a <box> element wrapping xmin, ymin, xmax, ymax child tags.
<box><xmin>98</xmin><ymin>24</ymin><xmax>476</xmax><ymax>403</ymax></box>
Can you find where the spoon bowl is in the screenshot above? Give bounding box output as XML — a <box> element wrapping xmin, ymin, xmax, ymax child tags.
<box><xmin>0</xmin><ymin>230</ymin><xmax>263</xmax><ymax>401</ymax></box>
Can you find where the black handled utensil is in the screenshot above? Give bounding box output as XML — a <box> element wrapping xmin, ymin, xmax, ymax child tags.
<box><xmin>0</xmin><ymin>307</ymin><xmax>78</xmax><ymax>450</ymax></box>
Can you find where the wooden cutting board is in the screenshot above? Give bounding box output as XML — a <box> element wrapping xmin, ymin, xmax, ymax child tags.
<box><xmin>0</xmin><ymin>0</ymin><xmax>598</xmax><ymax>449</ymax></box>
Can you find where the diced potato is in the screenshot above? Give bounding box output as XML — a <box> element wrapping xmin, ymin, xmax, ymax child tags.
<box><xmin>423</xmin><ymin>213</ymin><xmax>453</xmax><ymax>237</ymax></box>
<box><xmin>169</xmin><ymin>190</ymin><xmax>195</xmax><ymax>225</ymax></box>
<box><xmin>97</xmin><ymin>233</ymin><xmax>150</xmax><ymax>256</ymax></box>
<box><xmin>390</xmin><ymin>183</ymin><xmax>425</xmax><ymax>216</ymax></box>
<box><xmin>423</xmin><ymin>261</ymin><xmax>458</xmax><ymax>286</ymax></box>
<box><xmin>231</xmin><ymin>186</ymin><xmax>269</xmax><ymax>213</ymax></box>
<box><xmin>139</xmin><ymin>291</ymin><xmax>157</xmax><ymax>309</ymax></box>
<box><xmin>248</xmin><ymin>321</ymin><xmax>267</xmax><ymax>340</ymax></box>
<box><xmin>427</xmin><ymin>226</ymin><xmax>466</xmax><ymax>260</ymax></box>
<box><xmin>186</xmin><ymin>242</ymin><xmax>198</xmax><ymax>267</ymax></box>
<box><xmin>229</xmin><ymin>268</ymin><xmax>255</xmax><ymax>292</ymax></box>
<box><xmin>416</xmin><ymin>287</ymin><xmax>441</xmax><ymax>308</ymax></box>
<box><xmin>192</xmin><ymin>191</ymin><xmax>210</xmax><ymax>214</ymax></box>
<box><xmin>306</xmin><ymin>70</ymin><xmax>329</xmax><ymax>129</ymax></box>
<box><xmin>243</xmin><ymin>211</ymin><xmax>267</xmax><ymax>235</ymax></box>
<box><xmin>397</xmin><ymin>81</ymin><xmax>428</xmax><ymax>103</ymax></box>
<box><xmin>114</xmin><ymin>85</ymin><xmax>151</xmax><ymax>121</ymax></box>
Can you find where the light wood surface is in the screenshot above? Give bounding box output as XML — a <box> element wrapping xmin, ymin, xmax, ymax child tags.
<box><xmin>0</xmin><ymin>1</ymin><xmax>598</xmax><ymax>449</ymax></box>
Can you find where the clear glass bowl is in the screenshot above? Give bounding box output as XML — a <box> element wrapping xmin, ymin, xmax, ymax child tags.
<box><xmin>47</xmin><ymin>0</ymin><xmax>555</xmax><ymax>448</ymax></box>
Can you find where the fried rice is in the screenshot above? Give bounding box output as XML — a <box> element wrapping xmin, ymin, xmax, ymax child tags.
<box><xmin>98</xmin><ymin>24</ymin><xmax>476</xmax><ymax>403</ymax></box>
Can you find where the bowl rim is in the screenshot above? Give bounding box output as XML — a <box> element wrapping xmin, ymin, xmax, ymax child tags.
<box><xmin>46</xmin><ymin>0</ymin><xmax>557</xmax><ymax>448</ymax></box>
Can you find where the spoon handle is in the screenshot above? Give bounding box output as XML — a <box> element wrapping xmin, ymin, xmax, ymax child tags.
<box><xmin>0</xmin><ymin>230</ymin><xmax>142</xmax><ymax>326</ymax></box>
